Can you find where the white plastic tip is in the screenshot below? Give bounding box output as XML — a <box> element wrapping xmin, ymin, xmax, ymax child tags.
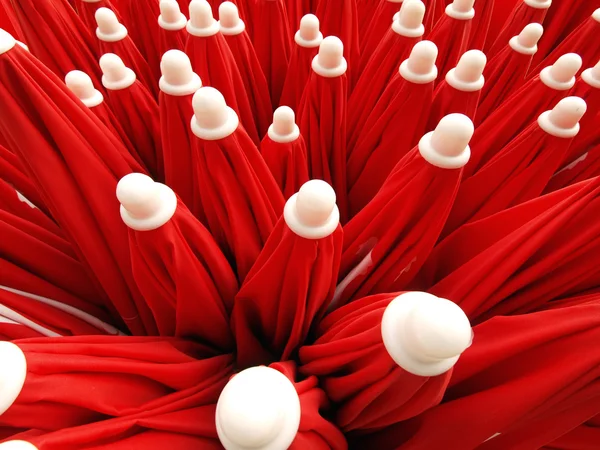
<box><xmin>284</xmin><ymin>180</ymin><xmax>339</xmax><ymax>239</ymax></box>
<box><xmin>95</xmin><ymin>7</ymin><xmax>127</xmax><ymax>41</ymax></box>
<box><xmin>538</xmin><ymin>96</ymin><xmax>586</xmax><ymax>138</ymax></box>
<box><xmin>524</xmin><ymin>0</ymin><xmax>552</xmax><ymax>9</ymax></box>
<box><xmin>16</xmin><ymin>41</ymin><xmax>29</xmax><ymax>52</ymax></box>
<box><xmin>594</xmin><ymin>8</ymin><xmax>600</xmax><ymax>23</ymax></box>
<box><xmin>400</xmin><ymin>40</ymin><xmax>438</xmax><ymax>84</ymax></box>
<box><xmin>509</xmin><ymin>23</ymin><xmax>543</xmax><ymax>54</ymax></box>
<box><xmin>446</xmin><ymin>0</ymin><xmax>475</xmax><ymax>19</ymax></box>
<box><xmin>296</xmin><ymin>14</ymin><xmax>323</xmax><ymax>47</ymax></box>
<box><xmin>419</xmin><ymin>113</ymin><xmax>473</xmax><ymax>168</ymax></box>
<box><xmin>99</xmin><ymin>53</ymin><xmax>136</xmax><ymax>90</ymax></box>
<box><xmin>582</xmin><ymin>59</ymin><xmax>600</xmax><ymax>88</ymax></box>
<box><xmin>191</xmin><ymin>87</ymin><xmax>239</xmax><ymax>140</ymax></box>
<box><xmin>159</xmin><ymin>0</ymin><xmax>187</xmax><ymax>30</ymax></box>
<box><xmin>216</xmin><ymin>366</ymin><xmax>301</xmax><ymax>450</ymax></box>
<box><xmin>312</xmin><ymin>36</ymin><xmax>347</xmax><ymax>77</ymax></box>
<box><xmin>219</xmin><ymin>2</ymin><xmax>245</xmax><ymax>34</ymax></box>
<box><xmin>159</xmin><ymin>50</ymin><xmax>202</xmax><ymax>95</ymax></box>
<box><xmin>116</xmin><ymin>173</ymin><xmax>177</xmax><ymax>231</ymax></box>
<box><xmin>0</xmin><ymin>342</ymin><xmax>27</xmax><ymax>416</ymax></box>
<box><xmin>393</xmin><ymin>0</ymin><xmax>425</xmax><ymax>37</ymax></box>
<box><xmin>540</xmin><ymin>53</ymin><xmax>582</xmax><ymax>90</ymax></box>
<box><xmin>188</xmin><ymin>0</ymin><xmax>219</xmax><ymax>36</ymax></box>
<box><xmin>65</xmin><ymin>70</ymin><xmax>104</xmax><ymax>107</ymax></box>
<box><xmin>268</xmin><ymin>106</ymin><xmax>300</xmax><ymax>143</ymax></box>
<box><xmin>0</xmin><ymin>29</ymin><xmax>17</xmax><ymax>55</ymax></box>
<box><xmin>446</xmin><ymin>50</ymin><xmax>486</xmax><ymax>91</ymax></box>
<box><xmin>381</xmin><ymin>292</ymin><xmax>472</xmax><ymax>377</ymax></box>
<box><xmin>0</xmin><ymin>442</ymin><xmax>39</xmax><ymax>450</ymax></box>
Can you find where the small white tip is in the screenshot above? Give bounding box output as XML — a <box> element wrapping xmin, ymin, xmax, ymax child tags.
<box><xmin>446</xmin><ymin>0</ymin><xmax>475</xmax><ymax>19</ymax></box>
<box><xmin>419</xmin><ymin>113</ymin><xmax>473</xmax><ymax>168</ymax></box>
<box><xmin>117</xmin><ymin>173</ymin><xmax>177</xmax><ymax>231</ymax></box>
<box><xmin>312</xmin><ymin>36</ymin><xmax>347</xmax><ymax>77</ymax></box>
<box><xmin>540</xmin><ymin>53</ymin><xmax>582</xmax><ymax>90</ymax></box>
<box><xmin>400</xmin><ymin>40</ymin><xmax>438</xmax><ymax>84</ymax></box>
<box><xmin>65</xmin><ymin>70</ymin><xmax>104</xmax><ymax>107</ymax></box>
<box><xmin>283</xmin><ymin>180</ymin><xmax>339</xmax><ymax>239</ymax></box>
<box><xmin>381</xmin><ymin>292</ymin><xmax>472</xmax><ymax>377</ymax></box>
<box><xmin>538</xmin><ymin>96</ymin><xmax>587</xmax><ymax>138</ymax></box>
<box><xmin>509</xmin><ymin>23</ymin><xmax>544</xmax><ymax>55</ymax></box>
<box><xmin>99</xmin><ymin>53</ymin><xmax>136</xmax><ymax>90</ymax></box>
<box><xmin>594</xmin><ymin>8</ymin><xmax>600</xmax><ymax>23</ymax></box>
<box><xmin>0</xmin><ymin>29</ymin><xmax>17</xmax><ymax>55</ymax></box>
<box><xmin>16</xmin><ymin>41</ymin><xmax>28</xmax><ymax>52</ymax></box>
<box><xmin>191</xmin><ymin>87</ymin><xmax>239</xmax><ymax>140</ymax></box>
<box><xmin>159</xmin><ymin>50</ymin><xmax>202</xmax><ymax>96</ymax></box>
<box><xmin>0</xmin><ymin>342</ymin><xmax>27</xmax><ymax>416</ymax></box>
<box><xmin>582</xmin><ymin>59</ymin><xmax>600</xmax><ymax>89</ymax></box>
<box><xmin>159</xmin><ymin>0</ymin><xmax>187</xmax><ymax>30</ymax></box>
<box><xmin>295</xmin><ymin>14</ymin><xmax>323</xmax><ymax>47</ymax></box>
<box><xmin>0</xmin><ymin>442</ymin><xmax>38</xmax><ymax>450</ymax></box>
<box><xmin>446</xmin><ymin>50</ymin><xmax>486</xmax><ymax>91</ymax></box>
<box><xmin>95</xmin><ymin>7</ymin><xmax>127</xmax><ymax>41</ymax></box>
<box><xmin>393</xmin><ymin>0</ymin><xmax>425</xmax><ymax>37</ymax></box>
<box><xmin>268</xmin><ymin>106</ymin><xmax>300</xmax><ymax>143</ymax></box>
<box><xmin>219</xmin><ymin>2</ymin><xmax>245</xmax><ymax>35</ymax></box>
<box><xmin>187</xmin><ymin>0</ymin><xmax>220</xmax><ymax>36</ymax></box>
<box><xmin>216</xmin><ymin>366</ymin><xmax>301</xmax><ymax>450</ymax></box>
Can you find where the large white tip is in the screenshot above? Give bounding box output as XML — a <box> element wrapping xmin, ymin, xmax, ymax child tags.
<box><xmin>283</xmin><ymin>180</ymin><xmax>340</xmax><ymax>239</ymax></box>
<box><xmin>393</xmin><ymin>0</ymin><xmax>425</xmax><ymax>37</ymax></box>
<box><xmin>446</xmin><ymin>50</ymin><xmax>486</xmax><ymax>91</ymax></box>
<box><xmin>216</xmin><ymin>366</ymin><xmax>301</xmax><ymax>450</ymax></box>
<box><xmin>446</xmin><ymin>0</ymin><xmax>475</xmax><ymax>19</ymax></box>
<box><xmin>295</xmin><ymin>14</ymin><xmax>323</xmax><ymax>47</ymax></box>
<box><xmin>0</xmin><ymin>342</ymin><xmax>27</xmax><ymax>416</ymax></box>
<box><xmin>65</xmin><ymin>70</ymin><xmax>104</xmax><ymax>107</ymax></box>
<box><xmin>159</xmin><ymin>50</ymin><xmax>202</xmax><ymax>96</ymax></box>
<box><xmin>538</xmin><ymin>96</ymin><xmax>587</xmax><ymax>138</ymax></box>
<box><xmin>117</xmin><ymin>173</ymin><xmax>177</xmax><ymax>231</ymax></box>
<box><xmin>0</xmin><ymin>28</ymin><xmax>16</xmax><ymax>55</ymax></box>
<box><xmin>191</xmin><ymin>87</ymin><xmax>239</xmax><ymax>140</ymax></box>
<box><xmin>268</xmin><ymin>106</ymin><xmax>300</xmax><ymax>143</ymax></box>
<box><xmin>99</xmin><ymin>53</ymin><xmax>136</xmax><ymax>90</ymax></box>
<box><xmin>159</xmin><ymin>0</ymin><xmax>187</xmax><ymax>30</ymax></box>
<box><xmin>219</xmin><ymin>2</ymin><xmax>245</xmax><ymax>35</ymax></box>
<box><xmin>381</xmin><ymin>292</ymin><xmax>472</xmax><ymax>377</ymax></box>
<box><xmin>540</xmin><ymin>53</ymin><xmax>582</xmax><ymax>90</ymax></box>
<box><xmin>419</xmin><ymin>113</ymin><xmax>473</xmax><ymax>168</ymax></box>
<box><xmin>0</xmin><ymin>442</ymin><xmax>38</xmax><ymax>450</ymax></box>
<box><xmin>187</xmin><ymin>0</ymin><xmax>219</xmax><ymax>36</ymax></box>
<box><xmin>509</xmin><ymin>23</ymin><xmax>544</xmax><ymax>55</ymax></box>
<box><xmin>312</xmin><ymin>36</ymin><xmax>347</xmax><ymax>77</ymax></box>
<box><xmin>95</xmin><ymin>7</ymin><xmax>127</xmax><ymax>41</ymax></box>
<box><xmin>400</xmin><ymin>40</ymin><xmax>438</xmax><ymax>84</ymax></box>
<box><xmin>582</xmin><ymin>59</ymin><xmax>600</xmax><ymax>89</ymax></box>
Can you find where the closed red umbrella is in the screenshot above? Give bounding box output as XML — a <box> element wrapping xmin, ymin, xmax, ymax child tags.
<box><xmin>232</xmin><ymin>179</ymin><xmax>342</xmax><ymax>368</ymax></box>
<box><xmin>334</xmin><ymin>114</ymin><xmax>473</xmax><ymax>309</ymax></box>
<box><xmin>190</xmin><ymin>86</ymin><xmax>284</xmax><ymax>282</ymax></box>
<box><xmin>475</xmin><ymin>23</ymin><xmax>544</xmax><ymax>126</ymax></box>
<box><xmin>298</xmin><ymin>36</ymin><xmax>349</xmax><ymax>223</ymax></box>
<box><xmin>280</xmin><ymin>14</ymin><xmax>323</xmax><ymax>112</ymax></box>
<box><xmin>284</xmin><ymin>0</ymin><xmax>310</xmax><ymax>36</ymax></box>
<box><xmin>466</xmin><ymin>0</ymin><xmax>494</xmax><ymax>50</ymax></box>
<box><xmin>347</xmin><ymin>40</ymin><xmax>438</xmax><ymax>216</ymax></box>
<box><xmin>158</xmin><ymin>0</ymin><xmax>188</xmax><ymax>54</ymax></box>
<box><xmin>300</xmin><ymin>291</ymin><xmax>472</xmax><ymax>432</ymax></box>
<box><xmin>218</xmin><ymin>1</ymin><xmax>272</xmax><ymax>140</ymax></box>
<box><xmin>74</xmin><ymin>0</ymin><xmax>125</xmax><ymax>35</ymax></box>
<box><xmin>546</xmin><ymin>144</ymin><xmax>600</xmax><ymax>193</ymax></box>
<box><xmin>0</xmin><ymin>0</ymin><xmax>24</xmax><ymax>42</ymax></box>
<box><xmin>261</xmin><ymin>107</ymin><xmax>310</xmax><ymax>200</ymax></box>
<box><xmin>359</xmin><ymin>0</ymin><xmax>403</xmax><ymax>57</ymax></box>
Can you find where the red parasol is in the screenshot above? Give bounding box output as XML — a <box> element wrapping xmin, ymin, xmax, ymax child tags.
<box><xmin>157</xmin><ymin>0</ymin><xmax>188</xmax><ymax>54</ymax></box>
<box><xmin>335</xmin><ymin>114</ymin><xmax>473</xmax><ymax>309</ymax></box>
<box><xmin>300</xmin><ymin>291</ymin><xmax>472</xmax><ymax>432</ymax></box>
<box><xmin>218</xmin><ymin>1</ymin><xmax>272</xmax><ymax>140</ymax></box>
<box><xmin>297</xmin><ymin>36</ymin><xmax>349</xmax><ymax>223</ymax></box>
<box><xmin>261</xmin><ymin>107</ymin><xmax>310</xmax><ymax>200</ymax></box>
<box><xmin>284</xmin><ymin>0</ymin><xmax>311</xmax><ymax>37</ymax></box>
<box><xmin>117</xmin><ymin>173</ymin><xmax>238</xmax><ymax>350</ymax></box>
<box><xmin>280</xmin><ymin>14</ymin><xmax>323</xmax><ymax>112</ymax></box>
<box><xmin>348</xmin><ymin>0</ymin><xmax>425</xmax><ymax>148</ymax></box>
<box><xmin>99</xmin><ymin>53</ymin><xmax>163</xmax><ymax>180</ymax></box>
<box><xmin>426</xmin><ymin>0</ymin><xmax>475</xmax><ymax>82</ymax></box>
<box><xmin>359</xmin><ymin>0</ymin><xmax>403</xmax><ymax>57</ymax></box>
<box><xmin>475</xmin><ymin>23</ymin><xmax>544</xmax><ymax>126</ymax></box>
<box><xmin>231</xmin><ymin>180</ymin><xmax>342</xmax><ymax>368</ymax></box>
<box><xmin>0</xmin><ymin>0</ymin><xmax>24</xmax><ymax>42</ymax></box>
<box><xmin>465</xmin><ymin>0</ymin><xmax>494</xmax><ymax>50</ymax></box>
<box><xmin>426</xmin><ymin>50</ymin><xmax>486</xmax><ymax>131</ymax></box>
<box><xmin>190</xmin><ymin>87</ymin><xmax>284</xmax><ymax>282</ymax></box>
<box><xmin>216</xmin><ymin>363</ymin><xmax>347</xmax><ymax>449</ymax></box>
<box><xmin>74</xmin><ymin>0</ymin><xmax>125</xmax><ymax>35</ymax></box>
<box><xmin>185</xmin><ymin>0</ymin><xmax>261</xmax><ymax>145</ymax></box>
<box><xmin>347</xmin><ymin>40</ymin><xmax>438</xmax><ymax>216</ymax></box>
<box><xmin>252</xmin><ymin>0</ymin><xmax>291</xmax><ymax>108</ymax></box>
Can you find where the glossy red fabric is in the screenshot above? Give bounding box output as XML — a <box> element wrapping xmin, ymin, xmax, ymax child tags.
<box><xmin>127</xmin><ymin>198</ymin><xmax>238</xmax><ymax>350</ymax></box>
<box><xmin>0</xmin><ymin>323</ymin><xmax>44</xmax><ymax>341</ymax></box>
<box><xmin>0</xmin><ymin>146</ymin><xmax>45</xmax><ymax>214</ymax></box>
<box><xmin>546</xmin><ymin>144</ymin><xmax>600</xmax><ymax>193</ymax></box>
<box><xmin>191</xmin><ymin>126</ymin><xmax>284</xmax><ymax>282</ymax></box>
<box><xmin>546</xmin><ymin>414</ymin><xmax>600</xmax><ymax>450</ymax></box>
<box><xmin>298</xmin><ymin>70</ymin><xmax>349</xmax><ymax>222</ymax></box>
<box><xmin>426</xmin><ymin>80</ymin><xmax>481</xmax><ymax>132</ymax></box>
<box><xmin>232</xmin><ymin>217</ymin><xmax>342</xmax><ymax>367</ymax></box>
<box><xmin>157</xmin><ymin>24</ymin><xmax>187</xmax><ymax>54</ymax></box>
<box><xmin>0</xmin><ymin>0</ymin><xmax>24</xmax><ymax>41</ymax></box>
<box><xmin>284</xmin><ymin>0</ymin><xmax>311</xmax><ymax>37</ymax></box>
<box><xmin>466</xmin><ymin>0</ymin><xmax>494</xmax><ymax>50</ymax></box>
<box><xmin>185</xmin><ymin>32</ymin><xmax>261</xmax><ymax>144</ymax></box>
<box><xmin>261</xmin><ymin>132</ymin><xmax>309</xmax><ymax>199</ymax></box>
<box><xmin>279</xmin><ymin>39</ymin><xmax>320</xmax><ymax>112</ymax></box>
<box><xmin>73</xmin><ymin>0</ymin><xmax>124</xmax><ymax>35</ymax></box>
<box><xmin>359</xmin><ymin>1</ymin><xmax>401</xmax><ymax>59</ymax></box>
<box><xmin>300</xmin><ymin>293</ymin><xmax>453</xmax><ymax>432</ymax></box>
<box><xmin>427</xmin><ymin>12</ymin><xmax>472</xmax><ymax>82</ymax></box>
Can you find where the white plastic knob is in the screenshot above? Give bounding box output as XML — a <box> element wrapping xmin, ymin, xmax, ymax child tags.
<box><xmin>0</xmin><ymin>442</ymin><xmax>38</xmax><ymax>450</ymax></box>
<box><xmin>446</xmin><ymin>50</ymin><xmax>486</xmax><ymax>92</ymax></box>
<box><xmin>190</xmin><ymin>87</ymin><xmax>239</xmax><ymax>140</ymax></box>
<box><xmin>158</xmin><ymin>0</ymin><xmax>187</xmax><ymax>30</ymax></box>
<box><xmin>295</xmin><ymin>14</ymin><xmax>323</xmax><ymax>47</ymax></box>
<box><xmin>312</xmin><ymin>36</ymin><xmax>347</xmax><ymax>77</ymax></box>
<box><xmin>268</xmin><ymin>106</ymin><xmax>300</xmax><ymax>143</ymax></box>
<box><xmin>117</xmin><ymin>173</ymin><xmax>177</xmax><ymax>231</ymax></box>
<box><xmin>187</xmin><ymin>0</ymin><xmax>220</xmax><ymax>36</ymax></box>
<box><xmin>538</xmin><ymin>96</ymin><xmax>587</xmax><ymax>138</ymax></box>
<box><xmin>159</xmin><ymin>50</ymin><xmax>202</xmax><ymax>96</ymax></box>
<box><xmin>381</xmin><ymin>292</ymin><xmax>472</xmax><ymax>376</ymax></box>
<box><xmin>0</xmin><ymin>342</ymin><xmax>27</xmax><ymax>416</ymax></box>
<box><xmin>95</xmin><ymin>7</ymin><xmax>128</xmax><ymax>41</ymax></box>
<box><xmin>446</xmin><ymin>0</ymin><xmax>475</xmax><ymax>20</ymax></box>
<box><xmin>65</xmin><ymin>70</ymin><xmax>104</xmax><ymax>107</ymax></box>
<box><xmin>99</xmin><ymin>53</ymin><xmax>136</xmax><ymax>90</ymax></box>
<box><xmin>418</xmin><ymin>113</ymin><xmax>473</xmax><ymax>168</ymax></box>
<box><xmin>399</xmin><ymin>40</ymin><xmax>438</xmax><ymax>84</ymax></box>
<box><xmin>581</xmin><ymin>59</ymin><xmax>600</xmax><ymax>89</ymax></box>
<box><xmin>594</xmin><ymin>8</ymin><xmax>600</xmax><ymax>23</ymax></box>
<box><xmin>509</xmin><ymin>23</ymin><xmax>544</xmax><ymax>55</ymax></box>
<box><xmin>216</xmin><ymin>366</ymin><xmax>301</xmax><ymax>450</ymax></box>
<box><xmin>392</xmin><ymin>0</ymin><xmax>425</xmax><ymax>37</ymax></box>
<box><xmin>0</xmin><ymin>29</ymin><xmax>16</xmax><ymax>55</ymax></box>
<box><xmin>524</xmin><ymin>0</ymin><xmax>552</xmax><ymax>9</ymax></box>
<box><xmin>219</xmin><ymin>2</ymin><xmax>246</xmax><ymax>35</ymax></box>
<box><xmin>284</xmin><ymin>180</ymin><xmax>340</xmax><ymax>239</ymax></box>
<box><xmin>540</xmin><ymin>53</ymin><xmax>582</xmax><ymax>90</ymax></box>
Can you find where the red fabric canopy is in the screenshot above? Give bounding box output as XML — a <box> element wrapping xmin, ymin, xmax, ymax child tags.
<box><xmin>0</xmin><ymin>145</ymin><xmax>46</xmax><ymax>216</ymax></box>
<box><xmin>466</xmin><ymin>0</ymin><xmax>494</xmax><ymax>50</ymax></box>
<box><xmin>359</xmin><ymin>0</ymin><xmax>403</xmax><ymax>59</ymax></box>
<box><xmin>547</xmin><ymin>144</ymin><xmax>600</xmax><ymax>193</ymax></box>
<box><xmin>74</xmin><ymin>0</ymin><xmax>125</xmax><ymax>35</ymax></box>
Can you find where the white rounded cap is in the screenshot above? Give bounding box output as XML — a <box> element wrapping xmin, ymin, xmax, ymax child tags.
<box><xmin>99</xmin><ymin>53</ymin><xmax>136</xmax><ymax>90</ymax></box>
<box><xmin>190</xmin><ymin>87</ymin><xmax>239</xmax><ymax>140</ymax></box>
<box><xmin>117</xmin><ymin>173</ymin><xmax>177</xmax><ymax>231</ymax></box>
<box><xmin>509</xmin><ymin>23</ymin><xmax>544</xmax><ymax>55</ymax></box>
<box><xmin>187</xmin><ymin>0</ymin><xmax>219</xmax><ymax>36</ymax></box>
<box><xmin>216</xmin><ymin>366</ymin><xmax>301</xmax><ymax>450</ymax></box>
<box><xmin>65</xmin><ymin>70</ymin><xmax>104</xmax><ymax>107</ymax></box>
<box><xmin>399</xmin><ymin>40</ymin><xmax>438</xmax><ymax>84</ymax></box>
<box><xmin>0</xmin><ymin>442</ymin><xmax>38</xmax><ymax>450</ymax></box>
<box><xmin>219</xmin><ymin>2</ymin><xmax>246</xmax><ymax>35</ymax></box>
<box><xmin>418</xmin><ymin>113</ymin><xmax>473</xmax><ymax>168</ymax></box>
<box><xmin>540</xmin><ymin>53</ymin><xmax>582</xmax><ymax>90</ymax></box>
<box><xmin>159</xmin><ymin>50</ymin><xmax>202</xmax><ymax>96</ymax></box>
<box><xmin>581</xmin><ymin>59</ymin><xmax>600</xmax><ymax>89</ymax></box>
<box><xmin>283</xmin><ymin>180</ymin><xmax>340</xmax><ymax>239</ymax></box>
<box><xmin>445</xmin><ymin>50</ymin><xmax>486</xmax><ymax>92</ymax></box>
<box><xmin>268</xmin><ymin>106</ymin><xmax>300</xmax><ymax>143</ymax></box>
<box><xmin>381</xmin><ymin>292</ymin><xmax>472</xmax><ymax>376</ymax></box>
<box><xmin>594</xmin><ymin>8</ymin><xmax>600</xmax><ymax>23</ymax></box>
<box><xmin>538</xmin><ymin>96</ymin><xmax>587</xmax><ymax>138</ymax></box>
<box><xmin>0</xmin><ymin>342</ymin><xmax>27</xmax><ymax>415</ymax></box>
<box><xmin>312</xmin><ymin>36</ymin><xmax>347</xmax><ymax>77</ymax></box>
<box><xmin>295</xmin><ymin>14</ymin><xmax>323</xmax><ymax>47</ymax></box>
<box><xmin>445</xmin><ymin>0</ymin><xmax>475</xmax><ymax>20</ymax></box>
<box><xmin>95</xmin><ymin>7</ymin><xmax>128</xmax><ymax>42</ymax></box>
<box><xmin>523</xmin><ymin>0</ymin><xmax>552</xmax><ymax>9</ymax></box>
<box><xmin>158</xmin><ymin>0</ymin><xmax>187</xmax><ymax>30</ymax></box>
<box><xmin>392</xmin><ymin>0</ymin><xmax>425</xmax><ymax>37</ymax></box>
<box><xmin>0</xmin><ymin>29</ymin><xmax>16</xmax><ymax>55</ymax></box>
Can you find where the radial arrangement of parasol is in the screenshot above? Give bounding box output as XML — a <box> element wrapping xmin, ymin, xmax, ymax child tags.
<box><xmin>0</xmin><ymin>0</ymin><xmax>599</xmax><ymax>449</ymax></box>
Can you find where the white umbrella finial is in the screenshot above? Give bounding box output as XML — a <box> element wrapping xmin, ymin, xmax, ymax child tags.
<box><xmin>446</xmin><ymin>0</ymin><xmax>475</xmax><ymax>20</ymax></box>
<box><xmin>540</xmin><ymin>53</ymin><xmax>582</xmax><ymax>90</ymax></box>
<box><xmin>95</xmin><ymin>7</ymin><xmax>128</xmax><ymax>42</ymax></box>
<box><xmin>312</xmin><ymin>36</ymin><xmax>347</xmax><ymax>77</ymax></box>
<box><xmin>419</xmin><ymin>113</ymin><xmax>473</xmax><ymax>168</ymax></box>
<box><xmin>284</xmin><ymin>180</ymin><xmax>340</xmax><ymax>239</ymax></box>
<box><xmin>295</xmin><ymin>14</ymin><xmax>322</xmax><ymax>48</ymax></box>
<box><xmin>0</xmin><ymin>342</ymin><xmax>27</xmax><ymax>416</ymax></box>
<box><xmin>400</xmin><ymin>40</ymin><xmax>438</xmax><ymax>84</ymax></box>
<box><xmin>159</xmin><ymin>50</ymin><xmax>202</xmax><ymax>96</ymax></box>
<box><xmin>187</xmin><ymin>0</ymin><xmax>219</xmax><ymax>36</ymax></box>
<box><xmin>538</xmin><ymin>96</ymin><xmax>587</xmax><ymax>138</ymax></box>
<box><xmin>159</xmin><ymin>0</ymin><xmax>187</xmax><ymax>30</ymax></box>
<box><xmin>581</xmin><ymin>59</ymin><xmax>600</xmax><ymax>89</ymax></box>
<box><xmin>509</xmin><ymin>23</ymin><xmax>544</xmax><ymax>55</ymax></box>
<box><xmin>446</xmin><ymin>50</ymin><xmax>486</xmax><ymax>91</ymax></box>
<box><xmin>0</xmin><ymin>29</ymin><xmax>16</xmax><ymax>55</ymax></box>
<box><xmin>99</xmin><ymin>53</ymin><xmax>136</xmax><ymax>90</ymax></box>
<box><xmin>393</xmin><ymin>0</ymin><xmax>425</xmax><ymax>37</ymax></box>
<box><xmin>65</xmin><ymin>70</ymin><xmax>104</xmax><ymax>107</ymax></box>
<box><xmin>268</xmin><ymin>106</ymin><xmax>300</xmax><ymax>143</ymax></box>
<box><xmin>191</xmin><ymin>86</ymin><xmax>239</xmax><ymax>140</ymax></box>
<box><xmin>218</xmin><ymin>2</ymin><xmax>245</xmax><ymax>35</ymax></box>
<box><xmin>0</xmin><ymin>442</ymin><xmax>38</xmax><ymax>450</ymax></box>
